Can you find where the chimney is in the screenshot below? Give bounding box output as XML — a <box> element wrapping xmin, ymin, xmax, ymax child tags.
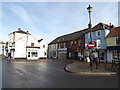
<box><xmin>18</xmin><ymin>28</ymin><xmax>22</xmax><ymax>31</ymax></box>
<box><xmin>109</xmin><ymin>23</ymin><xmax>114</xmax><ymax>31</ymax></box>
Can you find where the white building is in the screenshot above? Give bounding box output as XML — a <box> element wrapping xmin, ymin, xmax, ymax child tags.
<box><xmin>8</xmin><ymin>28</ymin><xmax>48</xmax><ymax>59</ymax></box>
<box><xmin>0</xmin><ymin>41</ymin><xmax>6</xmax><ymax>56</ymax></box>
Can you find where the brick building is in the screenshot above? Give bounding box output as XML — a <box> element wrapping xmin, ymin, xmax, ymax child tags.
<box><xmin>48</xmin><ymin>29</ymin><xmax>88</xmax><ymax>60</ymax></box>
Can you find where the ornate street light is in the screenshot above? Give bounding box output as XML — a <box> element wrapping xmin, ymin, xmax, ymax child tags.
<box><xmin>87</xmin><ymin>5</ymin><xmax>93</xmax><ymax>71</ymax></box>
<box><xmin>87</xmin><ymin>5</ymin><xmax>93</xmax><ymax>29</ymax></box>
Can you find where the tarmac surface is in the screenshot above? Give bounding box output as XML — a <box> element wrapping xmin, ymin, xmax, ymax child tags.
<box><xmin>1</xmin><ymin>55</ymin><xmax>119</xmax><ymax>88</ymax></box>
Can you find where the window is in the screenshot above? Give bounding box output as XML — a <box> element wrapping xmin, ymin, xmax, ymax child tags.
<box><xmin>97</xmin><ymin>40</ymin><xmax>101</xmax><ymax>48</ymax></box>
<box><xmin>113</xmin><ymin>51</ymin><xmax>120</xmax><ymax>60</ymax></box>
<box><xmin>78</xmin><ymin>40</ymin><xmax>81</xmax><ymax>46</ymax></box>
<box><xmin>88</xmin><ymin>32</ymin><xmax>92</xmax><ymax>38</ymax></box>
<box><xmin>96</xmin><ymin>30</ymin><xmax>101</xmax><ymax>37</ymax></box>
<box><xmin>43</xmin><ymin>45</ymin><xmax>45</xmax><ymax>48</ymax></box>
<box><xmin>44</xmin><ymin>52</ymin><xmax>46</xmax><ymax>56</ymax></box>
<box><xmin>28</xmin><ymin>52</ymin><xmax>30</xmax><ymax>57</ymax></box>
<box><xmin>71</xmin><ymin>41</ymin><xmax>73</xmax><ymax>46</ymax></box>
<box><xmin>31</xmin><ymin>52</ymin><xmax>38</xmax><ymax>57</ymax></box>
<box><xmin>31</xmin><ymin>43</ymin><xmax>34</xmax><ymax>46</ymax></box>
<box><xmin>64</xmin><ymin>42</ymin><xmax>66</xmax><ymax>48</ymax></box>
<box><xmin>116</xmin><ymin>36</ymin><xmax>120</xmax><ymax>45</ymax></box>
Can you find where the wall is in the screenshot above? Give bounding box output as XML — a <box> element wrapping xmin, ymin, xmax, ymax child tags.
<box><xmin>39</xmin><ymin>39</ymin><xmax>48</xmax><ymax>58</ymax></box>
<box><xmin>106</xmin><ymin>37</ymin><xmax>116</xmax><ymax>46</ymax></box>
<box><xmin>85</xmin><ymin>29</ymin><xmax>110</xmax><ymax>50</ymax></box>
<box><xmin>14</xmin><ymin>37</ymin><xmax>26</xmax><ymax>58</ymax></box>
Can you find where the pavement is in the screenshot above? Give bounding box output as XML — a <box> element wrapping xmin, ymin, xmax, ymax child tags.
<box><xmin>64</xmin><ymin>61</ymin><xmax>119</xmax><ymax>75</ymax></box>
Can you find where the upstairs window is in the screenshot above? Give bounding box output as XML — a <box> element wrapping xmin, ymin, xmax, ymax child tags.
<box><xmin>116</xmin><ymin>36</ymin><xmax>120</xmax><ymax>45</ymax></box>
<box><xmin>78</xmin><ymin>40</ymin><xmax>81</xmax><ymax>46</ymax></box>
<box><xmin>96</xmin><ymin>30</ymin><xmax>101</xmax><ymax>37</ymax></box>
<box><xmin>31</xmin><ymin>43</ymin><xmax>34</xmax><ymax>46</ymax></box>
<box><xmin>88</xmin><ymin>32</ymin><xmax>93</xmax><ymax>38</ymax></box>
<box><xmin>43</xmin><ymin>45</ymin><xmax>45</xmax><ymax>48</ymax></box>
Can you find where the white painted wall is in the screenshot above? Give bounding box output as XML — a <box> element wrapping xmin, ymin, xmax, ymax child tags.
<box><xmin>14</xmin><ymin>37</ymin><xmax>26</xmax><ymax>58</ymax></box>
<box><xmin>39</xmin><ymin>39</ymin><xmax>48</xmax><ymax>58</ymax></box>
<box><xmin>8</xmin><ymin>30</ymin><xmax>48</xmax><ymax>59</ymax></box>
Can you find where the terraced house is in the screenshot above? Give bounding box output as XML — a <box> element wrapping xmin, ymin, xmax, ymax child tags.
<box><xmin>106</xmin><ymin>27</ymin><xmax>120</xmax><ymax>63</ymax></box>
<box><xmin>84</xmin><ymin>22</ymin><xmax>114</xmax><ymax>62</ymax></box>
<box><xmin>48</xmin><ymin>29</ymin><xmax>88</xmax><ymax>60</ymax></box>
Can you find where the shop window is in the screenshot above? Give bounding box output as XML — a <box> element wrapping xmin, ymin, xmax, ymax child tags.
<box><xmin>116</xmin><ymin>36</ymin><xmax>120</xmax><ymax>45</ymax></box>
<box><xmin>31</xmin><ymin>43</ymin><xmax>34</xmax><ymax>46</ymax></box>
<box><xmin>31</xmin><ymin>52</ymin><xmax>38</xmax><ymax>57</ymax></box>
<box><xmin>113</xmin><ymin>51</ymin><xmax>119</xmax><ymax>60</ymax></box>
<box><xmin>28</xmin><ymin>52</ymin><xmax>30</xmax><ymax>57</ymax></box>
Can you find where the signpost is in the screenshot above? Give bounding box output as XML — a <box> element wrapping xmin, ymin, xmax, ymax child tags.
<box><xmin>88</xmin><ymin>42</ymin><xmax>95</xmax><ymax>71</ymax></box>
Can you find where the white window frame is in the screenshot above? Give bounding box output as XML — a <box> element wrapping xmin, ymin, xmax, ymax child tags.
<box><xmin>96</xmin><ymin>30</ymin><xmax>101</xmax><ymax>37</ymax></box>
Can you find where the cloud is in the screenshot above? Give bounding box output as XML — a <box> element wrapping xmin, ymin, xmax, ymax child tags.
<box><xmin>4</xmin><ymin>3</ymin><xmax>39</xmax><ymax>33</ymax></box>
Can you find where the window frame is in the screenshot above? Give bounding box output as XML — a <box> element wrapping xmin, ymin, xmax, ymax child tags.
<box><xmin>96</xmin><ymin>30</ymin><xmax>101</xmax><ymax>37</ymax></box>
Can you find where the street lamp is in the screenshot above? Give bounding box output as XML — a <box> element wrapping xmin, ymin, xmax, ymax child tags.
<box><xmin>87</xmin><ymin>4</ymin><xmax>93</xmax><ymax>29</ymax></box>
<box><xmin>87</xmin><ymin>5</ymin><xmax>93</xmax><ymax>71</ymax></box>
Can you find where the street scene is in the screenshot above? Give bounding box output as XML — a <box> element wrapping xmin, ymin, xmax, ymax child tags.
<box><xmin>0</xmin><ymin>1</ymin><xmax>120</xmax><ymax>89</ymax></box>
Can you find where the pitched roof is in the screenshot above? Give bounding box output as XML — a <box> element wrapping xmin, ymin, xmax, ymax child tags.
<box><xmin>0</xmin><ymin>41</ymin><xmax>6</xmax><ymax>44</ymax></box>
<box><xmin>106</xmin><ymin>27</ymin><xmax>120</xmax><ymax>38</ymax></box>
<box><xmin>84</xmin><ymin>22</ymin><xmax>111</xmax><ymax>33</ymax></box>
<box><xmin>9</xmin><ymin>28</ymin><xmax>31</xmax><ymax>35</ymax></box>
<box><xmin>49</xmin><ymin>29</ymin><xmax>88</xmax><ymax>45</ymax></box>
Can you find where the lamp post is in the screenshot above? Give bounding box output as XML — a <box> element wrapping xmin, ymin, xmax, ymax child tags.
<box><xmin>87</xmin><ymin>4</ymin><xmax>93</xmax><ymax>41</ymax></box>
<box><xmin>87</xmin><ymin>5</ymin><xmax>93</xmax><ymax>71</ymax></box>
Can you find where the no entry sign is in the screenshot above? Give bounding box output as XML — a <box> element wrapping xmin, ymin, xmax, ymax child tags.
<box><xmin>88</xmin><ymin>42</ymin><xmax>95</xmax><ymax>48</ymax></box>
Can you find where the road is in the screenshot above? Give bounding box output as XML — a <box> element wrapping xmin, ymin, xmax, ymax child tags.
<box><xmin>1</xmin><ymin>56</ymin><xmax>119</xmax><ymax>88</ymax></box>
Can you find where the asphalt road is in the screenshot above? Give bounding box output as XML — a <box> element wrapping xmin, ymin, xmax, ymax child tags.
<box><xmin>1</xmin><ymin>57</ymin><xmax>119</xmax><ymax>88</ymax></box>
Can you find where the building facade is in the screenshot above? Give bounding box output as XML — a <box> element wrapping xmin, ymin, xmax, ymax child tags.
<box><xmin>106</xmin><ymin>27</ymin><xmax>120</xmax><ymax>62</ymax></box>
<box><xmin>0</xmin><ymin>41</ymin><xmax>6</xmax><ymax>56</ymax></box>
<box><xmin>84</xmin><ymin>22</ymin><xmax>113</xmax><ymax>62</ymax></box>
<box><xmin>48</xmin><ymin>29</ymin><xmax>87</xmax><ymax>60</ymax></box>
<box><xmin>7</xmin><ymin>28</ymin><xmax>48</xmax><ymax>59</ymax></box>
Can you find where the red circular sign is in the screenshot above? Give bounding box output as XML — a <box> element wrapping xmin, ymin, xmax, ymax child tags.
<box><xmin>88</xmin><ymin>42</ymin><xmax>95</xmax><ymax>48</ymax></box>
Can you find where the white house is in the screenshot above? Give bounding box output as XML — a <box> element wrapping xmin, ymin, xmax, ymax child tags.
<box><xmin>38</xmin><ymin>39</ymin><xmax>48</xmax><ymax>59</ymax></box>
<box><xmin>8</xmin><ymin>28</ymin><xmax>48</xmax><ymax>59</ymax></box>
<box><xmin>0</xmin><ymin>41</ymin><xmax>6</xmax><ymax>56</ymax></box>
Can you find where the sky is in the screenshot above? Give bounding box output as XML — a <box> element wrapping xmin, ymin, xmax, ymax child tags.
<box><xmin>1</xmin><ymin>1</ymin><xmax>119</xmax><ymax>43</ymax></box>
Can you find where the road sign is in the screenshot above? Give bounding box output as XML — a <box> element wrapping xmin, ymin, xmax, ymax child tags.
<box><xmin>88</xmin><ymin>42</ymin><xmax>95</xmax><ymax>48</ymax></box>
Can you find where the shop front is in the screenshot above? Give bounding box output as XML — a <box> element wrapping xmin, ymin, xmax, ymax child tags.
<box><xmin>27</xmin><ymin>47</ymin><xmax>40</xmax><ymax>59</ymax></box>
